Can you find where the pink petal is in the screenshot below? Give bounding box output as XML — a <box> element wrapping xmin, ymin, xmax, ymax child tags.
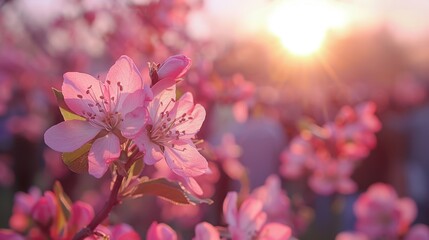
<box><xmin>120</xmin><ymin>107</ymin><xmax>147</xmax><ymax>138</ymax></box>
<box><xmin>259</xmin><ymin>223</ymin><xmax>292</xmax><ymax>240</ymax></box>
<box><xmin>111</xmin><ymin>224</ymin><xmax>140</xmax><ymax>240</ymax></box>
<box><xmin>223</xmin><ymin>192</ymin><xmax>238</xmax><ymax>228</ymax></box>
<box><xmin>169</xmin><ymin>93</ymin><xmax>206</xmax><ymax>138</ymax></box>
<box><xmin>88</xmin><ymin>133</ymin><xmax>120</xmax><ymax>178</ymax></box>
<box><xmin>67</xmin><ymin>201</ymin><xmax>94</xmax><ymax>236</ymax></box>
<box><xmin>239</xmin><ymin>198</ymin><xmax>265</xmax><ymax>231</ymax></box>
<box><xmin>119</xmin><ymin>89</ymin><xmax>146</xmax><ymax>116</ymax></box>
<box><xmin>149</xmin><ymin>80</ymin><xmax>176</xmax><ymax>122</ymax></box>
<box><xmin>44</xmin><ymin>120</ymin><xmax>100</xmax><ymax>152</ymax></box>
<box><xmin>163</xmin><ymin>141</ymin><xmax>209</xmax><ymax>177</ymax></box>
<box><xmin>106</xmin><ymin>55</ymin><xmax>144</xmax><ymax>108</ymax></box>
<box><xmin>183</xmin><ymin>176</ymin><xmax>203</xmax><ymax>196</ymax></box>
<box><xmin>146</xmin><ymin>222</ymin><xmax>177</xmax><ymax>240</ymax></box>
<box><xmin>133</xmin><ymin>130</ymin><xmax>164</xmax><ymax>165</ymax></box>
<box><xmin>62</xmin><ymin>72</ymin><xmax>103</xmax><ymax>117</ymax></box>
<box><xmin>193</xmin><ymin>222</ymin><xmax>220</xmax><ymax>240</ymax></box>
<box><xmin>157</xmin><ymin>55</ymin><xmax>192</xmax><ymax>81</ymax></box>
<box><xmin>151</xmin><ymin>78</ymin><xmax>176</xmax><ymax>97</ymax></box>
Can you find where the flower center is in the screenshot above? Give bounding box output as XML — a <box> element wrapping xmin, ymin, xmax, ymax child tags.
<box><xmin>148</xmin><ymin>98</ymin><xmax>194</xmax><ymax>148</ymax></box>
<box><xmin>76</xmin><ymin>79</ymin><xmax>125</xmax><ymax>131</ymax></box>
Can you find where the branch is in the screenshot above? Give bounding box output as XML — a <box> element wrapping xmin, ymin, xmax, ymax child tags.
<box><xmin>72</xmin><ymin>173</ymin><xmax>124</xmax><ymax>240</ymax></box>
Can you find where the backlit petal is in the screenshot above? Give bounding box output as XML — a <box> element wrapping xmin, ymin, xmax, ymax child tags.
<box><xmin>44</xmin><ymin>120</ymin><xmax>100</xmax><ymax>152</ymax></box>
<box><xmin>164</xmin><ymin>141</ymin><xmax>209</xmax><ymax>177</ymax></box>
<box><xmin>88</xmin><ymin>133</ymin><xmax>120</xmax><ymax>178</ymax></box>
<box><xmin>62</xmin><ymin>72</ymin><xmax>103</xmax><ymax>118</ymax></box>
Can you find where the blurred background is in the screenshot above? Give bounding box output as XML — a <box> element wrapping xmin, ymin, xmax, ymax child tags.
<box><xmin>0</xmin><ymin>0</ymin><xmax>429</xmax><ymax>239</ymax></box>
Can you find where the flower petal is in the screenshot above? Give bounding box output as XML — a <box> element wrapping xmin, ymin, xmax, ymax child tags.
<box><xmin>194</xmin><ymin>222</ymin><xmax>220</xmax><ymax>240</ymax></box>
<box><xmin>259</xmin><ymin>223</ymin><xmax>291</xmax><ymax>240</ymax></box>
<box><xmin>62</xmin><ymin>72</ymin><xmax>103</xmax><ymax>118</ymax></box>
<box><xmin>88</xmin><ymin>133</ymin><xmax>120</xmax><ymax>178</ymax></box>
<box><xmin>149</xmin><ymin>79</ymin><xmax>176</xmax><ymax>122</ymax></box>
<box><xmin>133</xmin><ymin>130</ymin><xmax>164</xmax><ymax>165</ymax></box>
<box><xmin>119</xmin><ymin>89</ymin><xmax>146</xmax><ymax>116</ymax></box>
<box><xmin>163</xmin><ymin>141</ymin><xmax>209</xmax><ymax>177</ymax></box>
<box><xmin>182</xmin><ymin>176</ymin><xmax>203</xmax><ymax>196</ymax></box>
<box><xmin>120</xmin><ymin>107</ymin><xmax>147</xmax><ymax>138</ymax></box>
<box><xmin>106</xmin><ymin>55</ymin><xmax>144</xmax><ymax>109</ymax></box>
<box><xmin>168</xmin><ymin>93</ymin><xmax>206</xmax><ymax>138</ymax></box>
<box><xmin>223</xmin><ymin>192</ymin><xmax>238</xmax><ymax>227</ymax></box>
<box><xmin>44</xmin><ymin>120</ymin><xmax>100</xmax><ymax>152</ymax></box>
<box><xmin>239</xmin><ymin>198</ymin><xmax>265</xmax><ymax>232</ymax></box>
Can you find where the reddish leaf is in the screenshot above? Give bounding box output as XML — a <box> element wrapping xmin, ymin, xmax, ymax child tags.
<box><xmin>132</xmin><ymin>178</ymin><xmax>213</xmax><ymax>205</ymax></box>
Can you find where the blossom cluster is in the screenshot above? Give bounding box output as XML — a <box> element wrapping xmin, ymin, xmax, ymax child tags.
<box><xmin>280</xmin><ymin>102</ymin><xmax>381</xmax><ymax>195</ymax></box>
<box><xmin>44</xmin><ymin>55</ymin><xmax>209</xmax><ymax>194</ymax></box>
<box><xmin>336</xmin><ymin>183</ymin><xmax>429</xmax><ymax>240</ymax></box>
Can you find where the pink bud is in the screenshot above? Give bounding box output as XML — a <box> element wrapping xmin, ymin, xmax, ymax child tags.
<box><xmin>146</xmin><ymin>222</ymin><xmax>177</xmax><ymax>240</ymax></box>
<box><xmin>157</xmin><ymin>55</ymin><xmax>191</xmax><ymax>82</ymax></box>
<box><xmin>111</xmin><ymin>224</ymin><xmax>140</xmax><ymax>240</ymax></box>
<box><xmin>31</xmin><ymin>192</ymin><xmax>56</xmax><ymax>226</ymax></box>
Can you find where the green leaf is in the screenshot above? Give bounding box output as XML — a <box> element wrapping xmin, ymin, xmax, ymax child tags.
<box><xmin>132</xmin><ymin>178</ymin><xmax>213</xmax><ymax>205</ymax></box>
<box><xmin>52</xmin><ymin>88</ymin><xmax>84</xmax><ymax>121</ymax></box>
<box><xmin>62</xmin><ymin>143</ymin><xmax>90</xmax><ymax>174</ymax></box>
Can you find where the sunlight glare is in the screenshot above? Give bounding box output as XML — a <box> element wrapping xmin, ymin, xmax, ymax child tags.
<box><xmin>267</xmin><ymin>0</ymin><xmax>347</xmax><ymax>56</ymax></box>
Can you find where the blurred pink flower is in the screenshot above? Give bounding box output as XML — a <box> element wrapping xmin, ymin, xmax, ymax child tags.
<box><xmin>31</xmin><ymin>191</ymin><xmax>57</xmax><ymax>227</ymax></box>
<box><xmin>335</xmin><ymin>232</ymin><xmax>369</xmax><ymax>240</ymax></box>
<box><xmin>308</xmin><ymin>159</ymin><xmax>357</xmax><ymax>195</ymax></box>
<box><xmin>405</xmin><ymin>224</ymin><xmax>429</xmax><ymax>240</ymax></box>
<box><xmin>258</xmin><ymin>223</ymin><xmax>291</xmax><ymax>240</ymax></box>
<box><xmin>110</xmin><ymin>224</ymin><xmax>141</xmax><ymax>240</ymax></box>
<box><xmin>354</xmin><ymin>183</ymin><xmax>417</xmax><ymax>239</ymax></box>
<box><xmin>63</xmin><ymin>201</ymin><xmax>94</xmax><ymax>238</ymax></box>
<box><xmin>213</xmin><ymin>133</ymin><xmax>245</xmax><ymax>180</ymax></box>
<box><xmin>280</xmin><ymin>135</ymin><xmax>313</xmax><ymax>179</ymax></box>
<box><xmin>223</xmin><ymin>192</ymin><xmax>266</xmax><ymax>240</ymax></box>
<box><xmin>9</xmin><ymin>188</ymin><xmax>41</xmax><ymax>232</ymax></box>
<box><xmin>251</xmin><ymin>175</ymin><xmax>290</xmax><ymax>224</ymax></box>
<box><xmin>134</xmin><ymin>77</ymin><xmax>209</xmax><ymax>192</ymax></box>
<box><xmin>193</xmin><ymin>222</ymin><xmax>220</xmax><ymax>240</ymax></box>
<box><xmin>44</xmin><ymin>55</ymin><xmax>148</xmax><ymax>178</ymax></box>
<box><xmin>146</xmin><ymin>222</ymin><xmax>177</xmax><ymax>240</ymax></box>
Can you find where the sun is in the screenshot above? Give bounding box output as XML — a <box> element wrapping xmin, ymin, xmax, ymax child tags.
<box><xmin>267</xmin><ymin>0</ymin><xmax>347</xmax><ymax>56</ymax></box>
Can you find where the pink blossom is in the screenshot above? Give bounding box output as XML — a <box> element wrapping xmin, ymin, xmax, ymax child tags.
<box><xmin>280</xmin><ymin>135</ymin><xmax>313</xmax><ymax>179</ymax></box>
<box><xmin>44</xmin><ymin>55</ymin><xmax>148</xmax><ymax>178</ymax></box>
<box><xmin>308</xmin><ymin>159</ymin><xmax>357</xmax><ymax>195</ymax></box>
<box><xmin>223</xmin><ymin>192</ymin><xmax>267</xmax><ymax>240</ymax></box>
<box><xmin>10</xmin><ymin>188</ymin><xmax>41</xmax><ymax>232</ymax></box>
<box><xmin>31</xmin><ymin>191</ymin><xmax>57</xmax><ymax>227</ymax></box>
<box><xmin>64</xmin><ymin>201</ymin><xmax>94</xmax><ymax>238</ymax></box>
<box><xmin>251</xmin><ymin>175</ymin><xmax>290</xmax><ymax>224</ymax></box>
<box><xmin>354</xmin><ymin>183</ymin><xmax>417</xmax><ymax>239</ymax></box>
<box><xmin>134</xmin><ymin>77</ymin><xmax>209</xmax><ymax>192</ymax></box>
<box><xmin>213</xmin><ymin>133</ymin><xmax>245</xmax><ymax>180</ymax></box>
<box><xmin>146</xmin><ymin>222</ymin><xmax>177</xmax><ymax>240</ymax></box>
<box><xmin>193</xmin><ymin>222</ymin><xmax>220</xmax><ymax>240</ymax></box>
<box><xmin>405</xmin><ymin>224</ymin><xmax>429</xmax><ymax>240</ymax></box>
